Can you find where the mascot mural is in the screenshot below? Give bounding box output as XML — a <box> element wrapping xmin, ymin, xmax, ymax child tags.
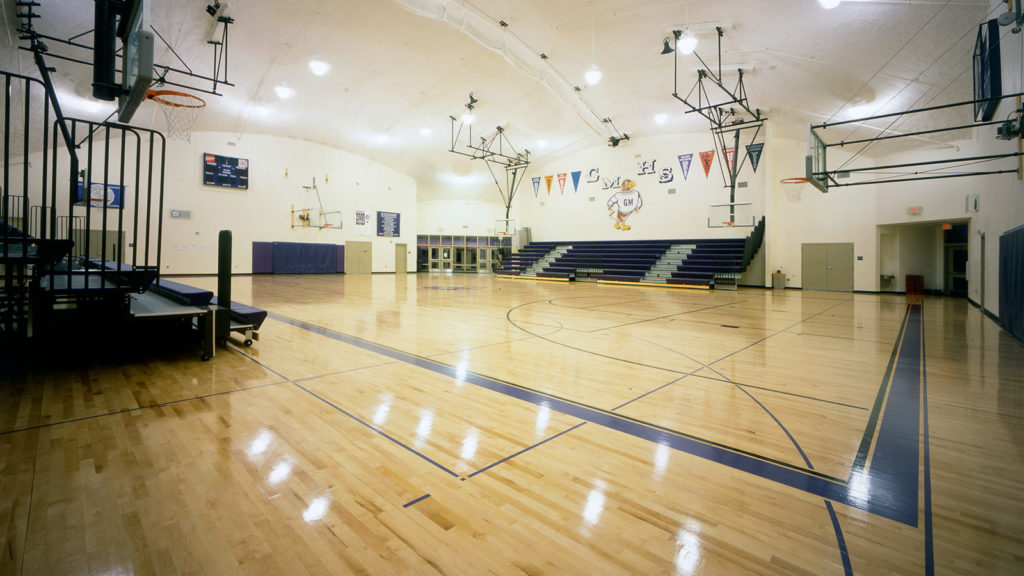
<box><xmin>607</xmin><ymin>179</ymin><xmax>642</xmax><ymax>230</ymax></box>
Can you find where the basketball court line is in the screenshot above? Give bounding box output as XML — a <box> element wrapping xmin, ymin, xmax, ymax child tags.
<box><xmin>293</xmin><ymin>381</ymin><xmax>461</xmax><ymax>478</ymax></box>
<box><xmin>620</xmin><ymin>332</ymin><xmax>871</xmax><ymax>411</ymax></box>
<box><xmin>921</xmin><ymin>308</ymin><xmax>934</xmax><ymax>575</ymax></box>
<box><xmin>267</xmin><ymin>309</ymin><xmax>927</xmax><ymax>524</ymax></box>
<box><xmin>511</xmin><ymin>296</ymin><xmax>871</xmax><ymax>410</ymax></box>
<box><xmin>268</xmin><ymin>311</ymin><xmax>843</xmax><ymax>477</ymax></box>
<box><xmin>850</xmin><ymin>304</ymin><xmax>911</xmax><ymax>477</ymax></box>
<box><xmin>402</xmin><ymin>494</ymin><xmax>432</xmax><ymax>508</ymax></box>
<box><xmin>731</xmin><ymin>375</ymin><xmax>855</xmax><ymax>575</ymax></box>
<box><xmin>863</xmin><ymin>305</ymin><xmax>923</xmax><ymax>526</ymax></box>
<box><xmin>703</xmin><ymin>299</ymin><xmax>852</xmax><ymax>367</ymax></box>
<box><xmin>291</xmin><ymin>359</ymin><xmax>403</xmax><ymax>383</ymax></box>
<box><xmin>467</xmin><ymin>422</ymin><xmax>587</xmax><ymax>479</ymax></box>
<box><xmin>0</xmin><ymin>375</ymin><xmax>287</xmax><ymax>437</ymax></box>
<box><xmin>544</xmin><ymin>297</ymin><xmax>752</xmax><ymax>333</ymax></box>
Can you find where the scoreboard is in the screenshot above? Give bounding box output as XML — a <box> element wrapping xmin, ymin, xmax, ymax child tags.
<box><xmin>203</xmin><ymin>153</ymin><xmax>249</xmax><ymax>189</ymax></box>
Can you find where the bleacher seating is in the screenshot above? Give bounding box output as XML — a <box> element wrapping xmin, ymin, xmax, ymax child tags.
<box><xmin>496</xmin><ymin>242</ymin><xmax>559</xmax><ymax>276</ymax></box>
<box><xmin>667</xmin><ymin>239</ymin><xmax>746</xmax><ymax>287</ymax></box>
<box><xmin>541</xmin><ymin>242</ymin><xmax>673</xmax><ymax>282</ymax></box>
<box><xmin>501</xmin><ymin>221</ymin><xmax>765</xmax><ymax>289</ymax></box>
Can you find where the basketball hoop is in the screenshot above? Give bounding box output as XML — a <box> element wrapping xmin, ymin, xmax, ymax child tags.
<box><xmin>722</xmin><ymin>221</ymin><xmax>735</xmax><ymax>228</ymax></box>
<box><xmin>147</xmin><ymin>89</ymin><xmax>206</xmax><ymax>142</ymax></box>
<box><xmin>780</xmin><ymin>177</ymin><xmax>808</xmax><ymax>203</ymax></box>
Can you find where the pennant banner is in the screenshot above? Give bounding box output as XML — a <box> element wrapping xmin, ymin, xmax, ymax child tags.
<box><xmin>532</xmin><ymin>176</ymin><xmax>541</xmax><ymax>198</ymax></box>
<box><xmin>571</xmin><ymin>170</ymin><xmax>582</xmax><ymax>192</ymax></box>
<box><xmin>557</xmin><ymin>173</ymin><xmax>567</xmax><ymax>195</ymax></box>
<box><xmin>746</xmin><ymin>143</ymin><xmax>765</xmax><ymax>173</ymax></box>
<box><xmin>725</xmin><ymin>147</ymin><xmax>736</xmax><ymax>174</ymax></box>
<box><xmin>677</xmin><ymin>154</ymin><xmax>693</xmax><ymax>181</ymax></box>
<box><xmin>699</xmin><ymin>150</ymin><xmax>715</xmax><ymax>178</ymax></box>
<box><xmin>544</xmin><ymin>175</ymin><xmax>554</xmax><ymax>196</ymax></box>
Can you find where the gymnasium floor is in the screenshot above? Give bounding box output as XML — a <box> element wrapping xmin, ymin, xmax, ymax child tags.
<box><xmin>1</xmin><ymin>273</ymin><xmax>1022</xmax><ymax>575</ymax></box>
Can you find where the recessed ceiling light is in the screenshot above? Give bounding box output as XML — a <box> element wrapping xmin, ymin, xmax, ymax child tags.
<box><xmin>420</xmin><ymin>127</ymin><xmax>433</xmax><ymax>137</ymax></box>
<box><xmin>585</xmin><ymin>65</ymin><xmax>602</xmax><ymax>86</ymax></box>
<box><xmin>309</xmin><ymin>57</ymin><xmax>331</xmax><ymax>76</ymax></box>
<box><xmin>274</xmin><ymin>83</ymin><xmax>296</xmax><ymax>99</ymax></box>
<box><xmin>461</xmin><ymin>112</ymin><xmax>475</xmax><ymax>125</ymax></box>
<box><xmin>537</xmin><ymin>139</ymin><xmax>549</xmax><ymax>149</ymax></box>
<box><xmin>654</xmin><ymin>113</ymin><xmax>668</xmax><ymax>125</ymax></box>
<box><xmin>374</xmin><ymin>134</ymin><xmax>389</xmax><ymax>145</ymax></box>
<box><xmin>818</xmin><ymin>0</ymin><xmax>841</xmax><ymax>9</ymax></box>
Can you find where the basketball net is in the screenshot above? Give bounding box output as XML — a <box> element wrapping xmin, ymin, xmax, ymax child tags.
<box><xmin>148</xmin><ymin>89</ymin><xmax>205</xmax><ymax>143</ymax></box>
<box><xmin>780</xmin><ymin>177</ymin><xmax>807</xmax><ymax>203</ymax></box>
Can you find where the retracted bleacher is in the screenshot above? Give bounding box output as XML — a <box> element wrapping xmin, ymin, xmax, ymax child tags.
<box><xmin>541</xmin><ymin>242</ymin><xmax>672</xmax><ymax>281</ymax></box>
<box><xmin>0</xmin><ymin>68</ymin><xmax>222</xmax><ymax>359</ymax></box>
<box><xmin>499</xmin><ymin>223</ymin><xmax>764</xmax><ymax>290</ymax></box>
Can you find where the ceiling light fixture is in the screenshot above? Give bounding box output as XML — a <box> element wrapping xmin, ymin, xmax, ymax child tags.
<box><xmin>678</xmin><ymin>2</ymin><xmax>697</xmax><ymax>55</ymax></box>
<box><xmin>309</xmin><ymin>57</ymin><xmax>331</xmax><ymax>76</ymax></box>
<box><xmin>420</xmin><ymin>127</ymin><xmax>433</xmax><ymax>137</ymax></box>
<box><xmin>462</xmin><ymin>92</ymin><xmax>477</xmax><ymax>125</ymax></box>
<box><xmin>585</xmin><ymin>2</ymin><xmax>601</xmax><ymax>85</ymax></box>
<box><xmin>308</xmin><ymin>8</ymin><xmax>330</xmax><ymax>76</ymax></box>
<box><xmin>818</xmin><ymin>0</ymin><xmax>842</xmax><ymax>9</ymax></box>
<box><xmin>678</xmin><ymin>28</ymin><xmax>697</xmax><ymax>54</ymax></box>
<box><xmin>274</xmin><ymin>83</ymin><xmax>296</xmax><ymax>99</ymax></box>
<box><xmin>654</xmin><ymin>113</ymin><xmax>668</xmax><ymax>125</ymax></box>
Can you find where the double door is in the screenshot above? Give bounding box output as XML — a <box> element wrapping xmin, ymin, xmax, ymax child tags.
<box><xmin>801</xmin><ymin>243</ymin><xmax>854</xmax><ymax>291</ymax></box>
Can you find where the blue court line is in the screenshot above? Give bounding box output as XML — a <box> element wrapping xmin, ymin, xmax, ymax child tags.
<box><xmin>403</xmin><ymin>494</ymin><xmax>432</xmax><ymax>508</ymax></box>
<box><xmin>272</xmin><ymin>313</ymin><xmax>844</xmax><ymax>480</ymax></box>
<box><xmin>866</xmin><ymin>305</ymin><xmax>922</xmax><ymax>527</ymax></box>
<box><xmin>922</xmin><ymin>311</ymin><xmax>934</xmax><ymax>576</ymax></box>
<box><xmin>291</xmin><ymin>382</ymin><xmax>460</xmax><ymax>479</ymax></box>
<box><xmin>850</xmin><ymin>306</ymin><xmax>911</xmax><ymax>479</ymax></box>
<box><xmin>733</xmin><ymin>383</ymin><xmax>854</xmax><ymax>575</ymax></box>
<box><xmin>273</xmin><ymin>311</ymin><xmax>924</xmax><ymax>525</ymax></box>
<box><xmin>826</xmin><ymin>500</ymin><xmax>855</xmax><ymax>575</ymax></box>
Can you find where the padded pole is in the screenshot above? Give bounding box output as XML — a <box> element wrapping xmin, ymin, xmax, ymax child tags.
<box><xmin>217</xmin><ymin>229</ymin><xmax>232</xmax><ymax>343</ymax></box>
<box><xmin>92</xmin><ymin>0</ymin><xmax>118</xmax><ymax>100</ymax></box>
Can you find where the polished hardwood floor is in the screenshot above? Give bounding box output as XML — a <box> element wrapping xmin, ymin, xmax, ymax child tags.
<box><xmin>1</xmin><ymin>273</ymin><xmax>1022</xmax><ymax>575</ymax></box>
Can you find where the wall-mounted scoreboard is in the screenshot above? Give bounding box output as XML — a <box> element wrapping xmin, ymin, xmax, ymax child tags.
<box><xmin>203</xmin><ymin>153</ymin><xmax>249</xmax><ymax>189</ymax></box>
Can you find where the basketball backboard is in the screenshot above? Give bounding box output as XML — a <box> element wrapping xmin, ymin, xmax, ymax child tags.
<box><xmin>708</xmin><ymin>202</ymin><xmax>754</xmax><ymax>228</ymax></box>
<box><xmin>806</xmin><ymin>128</ymin><xmax>829</xmax><ymax>193</ymax></box>
<box><xmin>117</xmin><ymin>0</ymin><xmax>154</xmax><ymax>122</ymax></box>
<box><xmin>494</xmin><ymin>218</ymin><xmax>516</xmax><ymax>236</ymax></box>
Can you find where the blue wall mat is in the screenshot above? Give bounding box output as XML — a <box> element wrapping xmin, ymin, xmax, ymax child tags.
<box><xmin>999</xmin><ymin>225</ymin><xmax>1024</xmax><ymax>342</ymax></box>
<box><xmin>272</xmin><ymin>242</ymin><xmax>337</xmax><ymax>273</ymax></box>
<box><xmin>252</xmin><ymin>242</ymin><xmax>274</xmax><ymax>273</ymax></box>
<box><xmin>336</xmin><ymin>245</ymin><xmax>346</xmax><ymax>273</ymax></box>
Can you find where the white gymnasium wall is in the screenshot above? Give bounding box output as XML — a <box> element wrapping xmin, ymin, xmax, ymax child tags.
<box><xmin>762</xmin><ymin>123</ymin><xmax>880</xmax><ymax>291</ymax></box>
<box><xmin>162</xmin><ymin>132</ymin><xmax>417</xmax><ymax>274</ymax></box>
<box><xmin>871</xmin><ymin>4</ymin><xmax>1023</xmax><ymax>306</ymax></box>
<box><xmin>517</xmin><ymin>132</ymin><xmax>767</xmax><ymax>241</ymax></box>
<box><xmin>416</xmin><ymin>197</ymin><xmax>512</xmax><ymax>236</ymax></box>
